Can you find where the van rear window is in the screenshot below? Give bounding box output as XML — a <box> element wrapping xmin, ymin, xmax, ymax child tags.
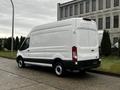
<box><xmin>19</xmin><ymin>38</ymin><xmax>30</xmax><ymax>51</ymax></box>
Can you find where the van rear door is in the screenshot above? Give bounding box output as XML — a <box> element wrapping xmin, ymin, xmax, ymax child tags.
<box><xmin>77</xmin><ymin>23</ymin><xmax>99</xmax><ymax>61</ymax></box>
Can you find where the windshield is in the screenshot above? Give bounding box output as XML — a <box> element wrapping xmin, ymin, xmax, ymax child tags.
<box><xmin>19</xmin><ymin>38</ymin><xmax>30</xmax><ymax>51</ymax></box>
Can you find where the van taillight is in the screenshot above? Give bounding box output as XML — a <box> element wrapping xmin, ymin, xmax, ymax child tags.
<box><xmin>72</xmin><ymin>46</ymin><xmax>78</xmax><ymax>63</ymax></box>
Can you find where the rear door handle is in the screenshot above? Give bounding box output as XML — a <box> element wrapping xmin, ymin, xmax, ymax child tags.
<box><xmin>91</xmin><ymin>50</ymin><xmax>94</xmax><ymax>52</ymax></box>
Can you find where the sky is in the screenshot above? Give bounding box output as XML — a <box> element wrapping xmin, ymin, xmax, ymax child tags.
<box><xmin>0</xmin><ymin>0</ymin><xmax>71</xmax><ymax>38</ymax></box>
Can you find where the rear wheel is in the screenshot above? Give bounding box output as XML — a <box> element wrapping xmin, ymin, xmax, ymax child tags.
<box><xmin>54</xmin><ymin>62</ymin><xmax>65</xmax><ymax>76</ymax></box>
<box><xmin>17</xmin><ymin>58</ymin><xmax>25</xmax><ymax>68</ymax></box>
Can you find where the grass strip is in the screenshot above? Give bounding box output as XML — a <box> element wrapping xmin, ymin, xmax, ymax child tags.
<box><xmin>97</xmin><ymin>56</ymin><xmax>120</xmax><ymax>74</ymax></box>
<box><xmin>0</xmin><ymin>51</ymin><xmax>16</xmax><ymax>59</ymax></box>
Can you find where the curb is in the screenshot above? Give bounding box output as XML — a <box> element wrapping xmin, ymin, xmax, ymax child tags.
<box><xmin>88</xmin><ymin>70</ymin><xmax>120</xmax><ymax>77</ymax></box>
<box><xmin>0</xmin><ymin>56</ymin><xmax>16</xmax><ymax>60</ymax></box>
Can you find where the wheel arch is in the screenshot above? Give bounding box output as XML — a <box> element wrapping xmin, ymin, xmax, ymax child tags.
<box><xmin>16</xmin><ymin>56</ymin><xmax>23</xmax><ymax>62</ymax></box>
<box><xmin>52</xmin><ymin>58</ymin><xmax>64</xmax><ymax>67</ymax></box>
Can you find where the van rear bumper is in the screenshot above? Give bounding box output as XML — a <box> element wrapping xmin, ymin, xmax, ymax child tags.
<box><xmin>63</xmin><ymin>59</ymin><xmax>100</xmax><ymax>70</ymax></box>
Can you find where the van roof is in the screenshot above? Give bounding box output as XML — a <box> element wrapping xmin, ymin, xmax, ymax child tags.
<box><xmin>30</xmin><ymin>18</ymin><xmax>94</xmax><ymax>33</ymax></box>
<box><xmin>31</xmin><ymin>18</ymin><xmax>79</xmax><ymax>32</ymax></box>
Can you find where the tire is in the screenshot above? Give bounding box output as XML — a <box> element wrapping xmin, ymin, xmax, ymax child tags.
<box><xmin>79</xmin><ymin>70</ymin><xmax>86</xmax><ymax>74</ymax></box>
<box><xmin>54</xmin><ymin>62</ymin><xmax>65</xmax><ymax>76</ymax></box>
<box><xmin>17</xmin><ymin>58</ymin><xmax>25</xmax><ymax>68</ymax></box>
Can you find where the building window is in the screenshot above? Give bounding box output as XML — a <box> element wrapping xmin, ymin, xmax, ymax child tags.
<box><xmin>114</xmin><ymin>0</ymin><xmax>119</xmax><ymax>7</ymax></box>
<box><xmin>80</xmin><ymin>1</ymin><xmax>84</xmax><ymax>14</ymax></box>
<box><xmin>60</xmin><ymin>7</ymin><xmax>63</xmax><ymax>18</ymax></box>
<box><xmin>106</xmin><ymin>17</ymin><xmax>111</xmax><ymax>29</ymax></box>
<box><xmin>85</xmin><ymin>1</ymin><xmax>90</xmax><ymax>13</ymax></box>
<box><xmin>65</xmin><ymin>6</ymin><xmax>68</xmax><ymax>17</ymax></box>
<box><xmin>74</xmin><ymin>4</ymin><xmax>78</xmax><ymax>15</ymax></box>
<box><xmin>69</xmin><ymin>5</ymin><xmax>73</xmax><ymax>16</ymax></box>
<box><xmin>114</xmin><ymin>15</ymin><xmax>119</xmax><ymax>28</ymax></box>
<box><xmin>98</xmin><ymin>18</ymin><xmax>103</xmax><ymax>30</ymax></box>
<box><xmin>106</xmin><ymin>0</ymin><xmax>111</xmax><ymax>8</ymax></box>
<box><xmin>92</xmin><ymin>0</ymin><xmax>96</xmax><ymax>11</ymax></box>
<box><xmin>98</xmin><ymin>0</ymin><xmax>103</xmax><ymax>10</ymax></box>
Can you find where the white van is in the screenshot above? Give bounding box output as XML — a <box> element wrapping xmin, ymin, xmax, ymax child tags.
<box><xmin>17</xmin><ymin>18</ymin><xmax>100</xmax><ymax>76</ymax></box>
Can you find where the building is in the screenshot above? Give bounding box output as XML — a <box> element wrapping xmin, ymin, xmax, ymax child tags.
<box><xmin>57</xmin><ymin>0</ymin><xmax>120</xmax><ymax>44</ymax></box>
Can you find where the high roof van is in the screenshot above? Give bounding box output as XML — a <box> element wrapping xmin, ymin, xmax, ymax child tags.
<box><xmin>16</xmin><ymin>18</ymin><xmax>101</xmax><ymax>76</ymax></box>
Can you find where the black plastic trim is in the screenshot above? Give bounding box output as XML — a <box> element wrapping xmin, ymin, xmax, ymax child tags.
<box><xmin>23</xmin><ymin>58</ymin><xmax>100</xmax><ymax>70</ymax></box>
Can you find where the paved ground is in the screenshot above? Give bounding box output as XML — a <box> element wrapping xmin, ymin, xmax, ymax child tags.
<box><xmin>0</xmin><ymin>57</ymin><xmax>120</xmax><ymax>90</ymax></box>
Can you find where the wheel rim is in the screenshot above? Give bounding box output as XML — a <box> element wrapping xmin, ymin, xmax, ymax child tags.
<box><xmin>18</xmin><ymin>60</ymin><xmax>23</xmax><ymax>67</ymax></box>
<box><xmin>55</xmin><ymin>65</ymin><xmax>62</xmax><ymax>75</ymax></box>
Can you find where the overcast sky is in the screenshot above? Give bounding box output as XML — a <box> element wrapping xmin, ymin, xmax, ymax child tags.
<box><xmin>0</xmin><ymin>0</ymin><xmax>71</xmax><ymax>38</ymax></box>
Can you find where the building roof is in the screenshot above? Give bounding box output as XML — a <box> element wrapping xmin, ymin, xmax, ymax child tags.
<box><xmin>59</xmin><ymin>0</ymin><xmax>83</xmax><ymax>7</ymax></box>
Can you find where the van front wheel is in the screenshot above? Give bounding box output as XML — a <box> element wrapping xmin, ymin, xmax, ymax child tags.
<box><xmin>54</xmin><ymin>62</ymin><xmax>65</xmax><ymax>76</ymax></box>
<box><xmin>17</xmin><ymin>58</ymin><xmax>25</xmax><ymax>68</ymax></box>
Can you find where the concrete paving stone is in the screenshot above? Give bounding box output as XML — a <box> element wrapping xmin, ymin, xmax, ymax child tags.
<box><xmin>0</xmin><ymin>70</ymin><xmax>37</xmax><ymax>90</ymax></box>
<box><xmin>13</xmin><ymin>83</ymin><xmax>58</xmax><ymax>90</ymax></box>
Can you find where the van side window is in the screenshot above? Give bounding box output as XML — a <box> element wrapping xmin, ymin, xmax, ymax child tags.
<box><xmin>19</xmin><ymin>38</ymin><xmax>30</xmax><ymax>51</ymax></box>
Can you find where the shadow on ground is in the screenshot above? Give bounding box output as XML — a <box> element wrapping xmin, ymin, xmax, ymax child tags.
<box><xmin>23</xmin><ymin>65</ymin><xmax>96</xmax><ymax>79</ymax></box>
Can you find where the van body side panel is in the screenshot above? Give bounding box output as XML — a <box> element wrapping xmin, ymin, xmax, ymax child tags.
<box><xmin>28</xmin><ymin>24</ymin><xmax>73</xmax><ymax>61</ymax></box>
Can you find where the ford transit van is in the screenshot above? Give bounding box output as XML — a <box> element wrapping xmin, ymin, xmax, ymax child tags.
<box><xmin>17</xmin><ymin>18</ymin><xmax>100</xmax><ymax>76</ymax></box>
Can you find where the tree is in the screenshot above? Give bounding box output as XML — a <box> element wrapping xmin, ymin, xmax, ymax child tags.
<box><xmin>0</xmin><ymin>39</ymin><xmax>2</xmax><ymax>50</ymax></box>
<box><xmin>13</xmin><ymin>38</ymin><xmax>16</xmax><ymax>50</ymax></box>
<box><xmin>101</xmin><ymin>30</ymin><xmax>111</xmax><ymax>56</ymax></box>
<box><xmin>3</xmin><ymin>36</ymin><xmax>25</xmax><ymax>51</ymax></box>
<box><xmin>4</xmin><ymin>37</ymin><xmax>11</xmax><ymax>50</ymax></box>
<box><xmin>118</xmin><ymin>38</ymin><xmax>120</xmax><ymax>56</ymax></box>
<box><xmin>4</xmin><ymin>37</ymin><xmax>16</xmax><ymax>51</ymax></box>
<box><xmin>15</xmin><ymin>36</ymin><xmax>19</xmax><ymax>51</ymax></box>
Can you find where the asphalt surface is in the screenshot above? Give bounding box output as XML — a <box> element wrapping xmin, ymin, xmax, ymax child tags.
<box><xmin>0</xmin><ymin>57</ymin><xmax>120</xmax><ymax>90</ymax></box>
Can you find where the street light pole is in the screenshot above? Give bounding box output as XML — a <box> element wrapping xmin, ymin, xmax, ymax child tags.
<box><xmin>10</xmin><ymin>0</ymin><xmax>14</xmax><ymax>52</ymax></box>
